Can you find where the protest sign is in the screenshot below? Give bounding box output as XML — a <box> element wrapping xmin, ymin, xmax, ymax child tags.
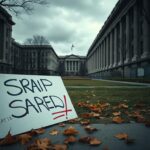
<box><xmin>0</xmin><ymin>74</ymin><xmax>77</xmax><ymax>138</ymax></box>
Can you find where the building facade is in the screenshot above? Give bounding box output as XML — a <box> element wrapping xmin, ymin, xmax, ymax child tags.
<box><xmin>59</xmin><ymin>55</ymin><xmax>86</xmax><ymax>76</ymax></box>
<box><xmin>11</xmin><ymin>41</ymin><xmax>59</xmax><ymax>75</ymax></box>
<box><xmin>86</xmin><ymin>0</ymin><xmax>150</xmax><ymax>78</ymax></box>
<box><xmin>0</xmin><ymin>6</ymin><xmax>15</xmax><ymax>73</ymax></box>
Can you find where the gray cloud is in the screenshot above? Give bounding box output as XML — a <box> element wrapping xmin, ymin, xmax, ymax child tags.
<box><xmin>12</xmin><ymin>0</ymin><xmax>118</xmax><ymax>56</ymax></box>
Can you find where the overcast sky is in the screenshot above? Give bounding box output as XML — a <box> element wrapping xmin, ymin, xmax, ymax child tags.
<box><xmin>12</xmin><ymin>0</ymin><xmax>118</xmax><ymax>56</ymax></box>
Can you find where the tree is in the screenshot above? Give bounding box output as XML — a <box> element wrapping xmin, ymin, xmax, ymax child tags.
<box><xmin>24</xmin><ymin>35</ymin><xmax>49</xmax><ymax>45</ymax></box>
<box><xmin>0</xmin><ymin>0</ymin><xmax>49</xmax><ymax>15</ymax></box>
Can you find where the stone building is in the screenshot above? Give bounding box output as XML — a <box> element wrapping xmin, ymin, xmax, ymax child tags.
<box><xmin>86</xmin><ymin>0</ymin><xmax>150</xmax><ymax>78</ymax></box>
<box><xmin>11</xmin><ymin>41</ymin><xmax>59</xmax><ymax>75</ymax></box>
<box><xmin>59</xmin><ymin>55</ymin><xmax>86</xmax><ymax>76</ymax></box>
<box><xmin>0</xmin><ymin>6</ymin><xmax>15</xmax><ymax>73</ymax></box>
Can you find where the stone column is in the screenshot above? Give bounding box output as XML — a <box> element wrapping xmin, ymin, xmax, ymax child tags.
<box><xmin>113</xmin><ymin>27</ymin><xmax>117</xmax><ymax>67</ymax></box>
<box><xmin>125</xmin><ymin>13</ymin><xmax>130</xmax><ymax>63</ymax></box>
<box><xmin>105</xmin><ymin>37</ymin><xmax>108</xmax><ymax>69</ymax></box>
<box><xmin>103</xmin><ymin>40</ymin><xmax>106</xmax><ymax>69</ymax></box>
<box><xmin>119</xmin><ymin>21</ymin><xmax>123</xmax><ymax>65</ymax></box>
<box><xmin>109</xmin><ymin>32</ymin><xmax>113</xmax><ymax>68</ymax></box>
<box><xmin>132</xmin><ymin>4</ymin><xmax>139</xmax><ymax>61</ymax></box>
<box><xmin>142</xmin><ymin>0</ymin><xmax>150</xmax><ymax>58</ymax></box>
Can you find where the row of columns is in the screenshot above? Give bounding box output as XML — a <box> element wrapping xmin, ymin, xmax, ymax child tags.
<box><xmin>87</xmin><ymin>1</ymin><xmax>150</xmax><ymax>74</ymax></box>
<box><xmin>65</xmin><ymin>61</ymin><xmax>80</xmax><ymax>72</ymax></box>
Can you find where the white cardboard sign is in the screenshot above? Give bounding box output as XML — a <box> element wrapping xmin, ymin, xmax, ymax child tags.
<box><xmin>0</xmin><ymin>74</ymin><xmax>77</xmax><ymax>138</ymax></box>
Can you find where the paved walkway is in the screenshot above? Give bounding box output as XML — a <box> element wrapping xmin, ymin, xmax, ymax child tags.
<box><xmin>2</xmin><ymin>123</ymin><xmax>150</xmax><ymax>150</ymax></box>
<box><xmin>93</xmin><ymin>79</ymin><xmax>150</xmax><ymax>86</ymax></box>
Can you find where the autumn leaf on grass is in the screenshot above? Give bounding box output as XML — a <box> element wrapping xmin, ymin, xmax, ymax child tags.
<box><xmin>49</xmin><ymin>129</ymin><xmax>59</xmax><ymax>135</ymax></box>
<box><xmin>84</xmin><ymin>125</ymin><xmax>98</xmax><ymax>133</ymax></box>
<box><xmin>50</xmin><ymin>144</ymin><xmax>67</xmax><ymax>150</ymax></box>
<box><xmin>63</xmin><ymin>126</ymin><xmax>78</xmax><ymax>136</ymax></box>
<box><xmin>64</xmin><ymin>136</ymin><xmax>77</xmax><ymax>144</ymax></box>
<box><xmin>118</xmin><ymin>103</ymin><xmax>128</xmax><ymax>109</ymax></box>
<box><xmin>0</xmin><ymin>131</ymin><xmax>18</xmax><ymax>145</ymax></box>
<box><xmin>89</xmin><ymin>137</ymin><xmax>102</xmax><ymax>146</ymax></box>
<box><xmin>80</xmin><ymin>120</ymin><xmax>90</xmax><ymax>125</ymax></box>
<box><xmin>115</xmin><ymin>133</ymin><xmax>128</xmax><ymax>140</ymax></box>
<box><xmin>112</xmin><ymin>116</ymin><xmax>124</xmax><ymax>124</ymax></box>
<box><xmin>112</xmin><ymin>111</ymin><xmax>121</xmax><ymax>116</ymax></box>
<box><xmin>80</xmin><ymin>113</ymin><xmax>92</xmax><ymax>119</ymax></box>
<box><xmin>27</xmin><ymin>138</ymin><xmax>51</xmax><ymax>150</ymax></box>
<box><xmin>18</xmin><ymin>133</ymin><xmax>32</xmax><ymax>144</ymax></box>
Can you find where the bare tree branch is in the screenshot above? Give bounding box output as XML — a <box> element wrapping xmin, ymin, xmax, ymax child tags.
<box><xmin>24</xmin><ymin>35</ymin><xmax>50</xmax><ymax>45</ymax></box>
<box><xmin>0</xmin><ymin>0</ymin><xmax>49</xmax><ymax>15</ymax></box>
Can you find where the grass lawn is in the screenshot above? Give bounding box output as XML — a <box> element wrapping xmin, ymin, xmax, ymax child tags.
<box><xmin>63</xmin><ymin>79</ymin><xmax>150</xmax><ymax>124</ymax></box>
<box><xmin>63</xmin><ymin>79</ymin><xmax>138</xmax><ymax>86</ymax></box>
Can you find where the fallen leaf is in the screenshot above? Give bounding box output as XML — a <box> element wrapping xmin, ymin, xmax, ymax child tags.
<box><xmin>30</xmin><ymin>128</ymin><xmax>45</xmax><ymax>136</ymax></box>
<box><xmin>0</xmin><ymin>131</ymin><xmax>18</xmax><ymax>145</ymax></box>
<box><xmin>80</xmin><ymin>120</ymin><xmax>90</xmax><ymax>125</ymax></box>
<box><xmin>49</xmin><ymin>129</ymin><xmax>59</xmax><ymax>135</ymax></box>
<box><xmin>84</xmin><ymin>125</ymin><xmax>98</xmax><ymax>133</ymax></box>
<box><xmin>51</xmin><ymin>144</ymin><xmax>67</xmax><ymax>150</ymax></box>
<box><xmin>112</xmin><ymin>116</ymin><xmax>124</xmax><ymax>124</ymax></box>
<box><xmin>79</xmin><ymin>136</ymin><xmax>91</xmax><ymax>143</ymax></box>
<box><xmin>64</xmin><ymin>136</ymin><xmax>77</xmax><ymax>144</ymax></box>
<box><xmin>63</xmin><ymin>126</ymin><xmax>78</xmax><ymax>136</ymax></box>
<box><xmin>118</xmin><ymin>103</ymin><xmax>128</xmax><ymax>109</ymax></box>
<box><xmin>89</xmin><ymin>137</ymin><xmax>102</xmax><ymax>145</ymax></box>
<box><xmin>27</xmin><ymin>138</ymin><xmax>51</xmax><ymax>150</ymax></box>
<box><xmin>18</xmin><ymin>133</ymin><xmax>32</xmax><ymax>144</ymax></box>
<box><xmin>34</xmin><ymin>128</ymin><xmax>45</xmax><ymax>134</ymax></box>
<box><xmin>115</xmin><ymin>133</ymin><xmax>128</xmax><ymax>140</ymax></box>
<box><xmin>80</xmin><ymin>113</ymin><xmax>92</xmax><ymax>119</ymax></box>
<box><xmin>112</xmin><ymin>111</ymin><xmax>121</xmax><ymax>116</ymax></box>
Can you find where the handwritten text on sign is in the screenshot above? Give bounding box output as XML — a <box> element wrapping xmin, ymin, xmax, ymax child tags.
<box><xmin>0</xmin><ymin>74</ymin><xmax>77</xmax><ymax>138</ymax></box>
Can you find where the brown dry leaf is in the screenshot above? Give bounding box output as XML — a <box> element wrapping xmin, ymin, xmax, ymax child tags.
<box><xmin>49</xmin><ymin>129</ymin><xmax>59</xmax><ymax>135</ymax></box>
<box><xmin>112</xmin><ymin>111</ymin><xmax>121</xmax><ymax>116</ymax></box>
<box><xmin>18</xmin><ymin>133</ymin><xmax>32</xmax><ymax>144</ymax></box>
<box><xmin>84</xmin><ymin>125</ymin><xmax>98</xmax><ymax>133</ymax></box>
<box><xmin>64</xmin><ymin>136</ymin><xmax>77</xmax><ymax>144</ymax></box>
<box><xmin>27</xmin><ymin>138</ymin><xmax>51</xmax><ymax>150</ymax></box>
<box><xmin>80</xmin><ymin>113</ymin><xmax>92</xmax><ymax>119</ymax></box>
<box><xmin>115</xmin><ymin>133</ymin><xmax>128</xmax><ymax>140</ymax></box>
<box><xmin>34</xmin><ymin>128</ymin><xmax>45</xmax><ymax>134</ymax></box>
<box><xmin>89</xmin><ymin>137</ymin><xmax>102</xmax><ymax>145</ymax></box>
<box><xmin>91</xmin><ymin>112</ymin><xmax>100</xmax><ymax>118</ymax></box>
<box><xmin>67</xmin><ymin>118</ymin><xmax>79</xmax><ymax>123</ymax></box>
<box><xmin>80</xmin><ymin>120</ymin><xmax>90</xmax><ymax>125</ymax></box>
<box><xmin>63</xmin><ymin>126</ymin><xmax>78</xmax><ymax>136</ymax></box>
<box><xmin>0</xmin><ymin>131</ymin><xmax>18</xmax><ymax>145</ymax></box>
<box><xmin>79</xmin><ymin>136</ymin><xmax>91</xmax><ymax>143</ymax></box>
<box><xmin>51</xmin><ymin>144</ymin><xmax>67</xmax><ymax>150</ymax></box>
<box><xmin>30</xmin><ymin>128</ymin><xmax>45</xmax><ymax>136</ymax></box>
<box><xmin>118</xmin><ymin>103</ymin><xmax>128</xmax><ymax>109</ymax></box>
<box><xmin>112</xmin><ymin>116</ymin><xmax>124</xmax><ymax>124</ymax></box>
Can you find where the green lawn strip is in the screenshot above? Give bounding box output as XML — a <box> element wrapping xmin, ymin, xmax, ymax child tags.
<box><xmin>63</xmin><ymin>79</ymin><xmax>141</xmax><ymax>86</ymax></box>
<box><xmin>67</xmin><ymin>88</ymin><xmax>150</xmax><ymax>123</ymax></box>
